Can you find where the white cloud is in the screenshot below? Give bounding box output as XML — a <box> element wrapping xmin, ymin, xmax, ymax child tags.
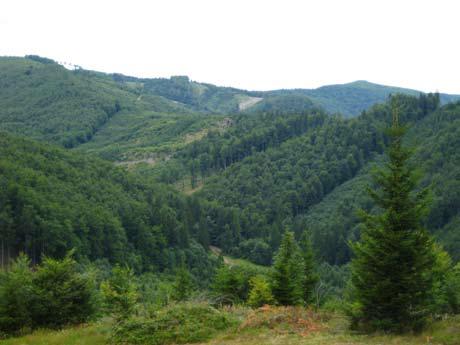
<box><xmin>1</xmin><ymin>0</ymin><xmax>459</xmax><ymax>93</ymax></box>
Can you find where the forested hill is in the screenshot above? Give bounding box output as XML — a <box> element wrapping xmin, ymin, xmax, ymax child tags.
<box><xmin>166</xmin><ymin>93</ymin><xmax>460</xmax><ymax>266</ymax></box>
<box><xmin>112</xmin><ymin>74</ymin><xmax>460</xmax><ymax>117</ymax></box>
<box><xmin>1</xmin><ymin>55</ymin><xmax>460</xmax><ymax>273</ymax></box>
<box><xmin>0</xmin><ymin>132</ymin><xmax>217</xmax><ymax>280</ymax></box>
<box><xmin>2</xmin><ymin>56</ymin><xmax>459</xmax><ymax>153</ymax></box>
<box><xmin>2</xmin><ymin>55</ymin><xmax>459</xmax><ymax>166</ymax></box>
<box><xmin>265</xmin><ymin>80</ymin><xmax>451</xmax><ymax>116</ymax></box>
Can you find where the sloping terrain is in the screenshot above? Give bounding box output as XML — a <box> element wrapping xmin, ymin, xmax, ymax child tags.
<box><xmin>0</xmin><ymin>132</ymin><xmax>215</xmax><ymax>277</ymax></box>
<box><xmin>178</xmin><ymin>93</ymin><xmax>460</xmax><ymax>264</ymax></box>
<box><xmin>264</xmin><ymin>80</ymin><xmax>460</xmax><ymax>117</ymax></box>
<box><xmin>0</xmin><ymin>56</ymin><xmax>220</xmax><ymax>162</ymax></box>
<box><xmin>1</xmin><ymin>55</ymin><xmax>459</xmax><ymax>269</ymax></box>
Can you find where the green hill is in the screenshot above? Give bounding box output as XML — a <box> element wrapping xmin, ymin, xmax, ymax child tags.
<box><xmin>170</xmin><ymin>93</ymin><xmax>460</xmax><ymax>264</ymax></box>
<box><xmin>0</xmin><ymin>56</ymin><xmax>226</xmax><ymax>162</ymax></box>
<box><xmin>111</xmin><ymin>73</ymin><xmax>460</xmax><ymax>118</ymax></box>
<box><xmin>1</xmin><ymin>55</ymin><xmax>459</xmax><ymax>269</ymax></box>
<box><xmin>2</xmin><ymin>56</ymin><xmax>458</xmax><ymax>165</ymax></box>
<box><xmin>264</xmin><ymin>80</ymin><xmax>460</xmax><ymax>117</ymax></box>
<box><xmin>0</xmin><ymin>132</ymin><xmax>215</xmax><ymax>277</ymax></box>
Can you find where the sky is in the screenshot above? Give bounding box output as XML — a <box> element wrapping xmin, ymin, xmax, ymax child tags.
<box><xmin>1</xmin><ymin>0</ymin><xmax>460</xmax><ymax>93</ymax></box>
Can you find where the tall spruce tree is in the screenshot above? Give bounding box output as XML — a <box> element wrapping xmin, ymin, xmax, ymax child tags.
<box><xmin>272</xmin><ymin>231</ymin><xmax>303</xmax><ymax>305</ymax></box>
<box><xmin>350</xmin><ymin>102</ymin><xmax>435</xmax><ymax>332</ymax></box>
<box><xmin>300</xmin><ymin>230</ymin><xmax>318</xmax><ymax>304</ymax></box>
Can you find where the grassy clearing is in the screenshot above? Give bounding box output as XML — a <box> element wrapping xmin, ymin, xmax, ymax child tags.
<box><xmin>1</xmin><ymin>319</ymin><xmax>111</xmax><ymax>345</ymax></box>
<box><xmin>208</xmin><ymin>246</ymin><xmax>271</xmax><ymax>273</ymax></box>
<box><xmin>199</xmin><ymin>310</ymin><xmax>460</xmax><ymax>345</ymax></box>
<box><xmin>3</xmin><ymin>310</ymin><xmax>459</xmax><ymax>345</ymax></box>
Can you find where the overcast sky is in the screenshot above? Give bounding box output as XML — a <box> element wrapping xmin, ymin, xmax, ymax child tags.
<box><xmin>2</xmin><ymin>0</ymin><xmax>460</xmax><ymax>93</ymax></box>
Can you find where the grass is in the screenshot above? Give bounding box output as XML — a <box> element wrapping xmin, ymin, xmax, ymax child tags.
<box><xmin>198</xmin><ymin>311</ymin><xmax>460</xmax><ymax>345</ymax></box>
<box><xmin>208</xmin><ymin>246</ymin><xmax>272</xmax><ymax>273</ymax></box>
<box><xmin>3</xmin><ymin>311</ymin><xmax>459</xmax><ymax>345</ymax></box>
<box><xmin>1</xmin><ymin>319</ymin><xmax>111</xmax><ymax>345</ymax></box>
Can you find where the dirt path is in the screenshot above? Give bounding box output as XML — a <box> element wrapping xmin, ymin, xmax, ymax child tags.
<box><xmin>239</xmin><ymin>96</ymin><xmax>263</xmax><ymax>111</ymax></box>
<box><xmin>209</xmin><ymin>246</ymin><xmax>231</xmax><ymax>265</ymax></box>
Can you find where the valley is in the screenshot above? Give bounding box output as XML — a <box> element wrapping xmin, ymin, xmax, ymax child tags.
<box><xmin>0</xmin><ymin>55</ymin><xmax>459</xmax><ymax>344</ymax></box>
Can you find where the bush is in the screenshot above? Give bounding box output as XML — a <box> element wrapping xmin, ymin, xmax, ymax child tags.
<box><xmin>31</xmin><ymin>253</ymin><xmax>97</xmax><ymax>328</ymax></box>
<box><xmin>111</xmin><ymin>303</ymin><xmax>237</xmax><ymax>345</ymax></box>
<box><xmin>211</xmin><ymin>264</ymin><xmax>269</xmax><ymax>305</ymax></box>
<box><xmin>240</xmin><ymin>305</ymin><xmax>325</xmax><ymax>336</ymax></box>
<box><xmin>101</xmin><ymin>266</ymin><xmax>138</xmax><ymax>321</ymax></box>
<box><xmin>0</xmin><ymin>254</ymin><xmax>34</xmax><ymax>334</ymax></box>
<box><xmin>247</xmin><ymin>275</ymin><xmax>274</xmax><ymax>308</ymax></box>
<box><xmin>171</xmin><ymin>266</ymin><xmax>194</xmax><ymax>301</ymax></box>
<box><xmin>443</xmin><ymin>262</ymin><xmax>460</xmax><ymax>314</ymax></box>
<box><xmin>0</xmin><ymin>253</ymin><xmax>97</xmax><ymax>336</ymax></box>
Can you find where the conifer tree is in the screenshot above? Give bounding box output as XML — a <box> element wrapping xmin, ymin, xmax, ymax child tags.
<box><xmin>172</xmin><ymin>264</ymin><xmax>194</xmax><ymax>301</ymax></box>
<box><xmin>247</xmin><ymin>275</ymin><xmax>274</xmax><ymax>307</ymax></box>
<box><xmin>101</xmin><ymin>265</ymin><xmax>138</xmax><ymax>321</ymax></box>
<box><xmin>0</xmin><ymin>253</ymin><xmax>34</xmax><ymax>333</ymax></box>
<box><xmin>350</xmin><ymin>102</ymin><xmax>435</xmax><ymax>332</ymax></box>
<box><xmin>300</xmin><ymin>230</ymin><xmax>318</xmax><ymax>304</ymax></box>
<box><xmin>272</xmin><ymin>231</ymin><xmax>303</xmax><ymax>305</ymax></box>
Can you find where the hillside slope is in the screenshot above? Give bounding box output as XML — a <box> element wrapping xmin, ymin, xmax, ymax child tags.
<box><xmin>178</xmin><ymin>93</ymin><xmax>460</xmax><ymax>264</ymax></box>
<box><xmin>0</xmin><ymin>56</ymin><xmax>225</xmax><ymax>162</ymax></box>
<box><xmin>265</xmin><ymin>80</ymin><xmax>460</xmax><ymax>117</ymax></box>
<box><xmin>2</xmin><ymin>56</ymin><xmax>458</xmax><ymax>163</ymax></box>
<box><xmin>0</xmin><ymin>132</ymin><xmax>215</xmax><ymax>278</ymax></box>
<box><xmin>112</xmin><ymin>73</ymin><xmax>460</xmax><ymax>117</ymax></box>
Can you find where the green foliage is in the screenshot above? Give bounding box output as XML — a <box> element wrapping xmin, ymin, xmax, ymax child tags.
<box><xmin>271</xmin><ymin>231</ymin><xmax>303</xmax><ymax>306</ymax></box>
<box><xmin>31</xmin><ymin>252</ymin><xmax>97</xmax><ymax>329</ymax></box>
<box><xmin>350</xmin><ymin>107</ymin><xmax>436</xmax><ymax>332</ymax></box>
<box><xmin>0</xmin><ymin>253</ymin><xmax>96</xmax><ymax>336</ymax></box>
<box><xmin>0</xmin><ymin>132</ymin><xmax>217</xmax><ymax>275</ymax></box>
<box><xmin>314</xmin><ymin>263</ymin><xmax>350</xmax><ymax>307</ymax></box>
<box><xmin>0</xmin><ymin>254</ymin><xmax>34</xmax><ymax>334</ymax></box>
<box><xmin>137</xmin><ymin>273</ymin><xmax>174</xmax><ymax>309</ymax></box>
<box><xmin>188</xmin><ymin>93</ymin><xmax>460</xmax><ymax>268</ymax></box>
<box><xmin>211</xmin><ymin>262</ymin><xmax>270</xmax><ymax>305</ymax></box>
<box><xmin>238</xmin><ymin>238</ymin><xmax>272</xmax><ymax>265</ymax></box>
<box><xmin>197</xmin><ymin>110</ymin><xmax>385</xmax><ymax>264</ymax></box>
<box><xmin>447</xmin><ymin>263</ymin><xmax>460</xmax><ymax>313</ymax></box>
<box><xmin>245</xmin><ymin>94</ymin><xmax>315</xmax><ymax>114</ymax></box>
<box><xmin>247</xmin><ymin>275</ymin><xmax>274</xmax><ymax>307</ymax></box>
<box><xmin>172</xmin><ymin>265</ymin><xmax>194</xmax><ymax>302</ymax></box>
<box><xmin>429</xmin><ymin>245</ymin><xmax>460</xmax><ymax>315</ymax></box>
<box><xmin>211</xmin><ymin>265</ymin><xmax>247</xmax><ymax>305</ymax></box>
<box><xmin>0</xmin><ymin>57</ymin><xmax>124</xmax><ymax>147</ymax></box>
<box><xmin>111</xmin><ymin>303</ymin><xmax>237</xmax><ymax>345</ymax></box>
<box><xmin>101</xmin><ymin>266</ymin><xmax>138</xmax><ymax>321</ymax></box>
<box><xmin>300</xmin><ymin>230</ymin><xmax>319</xmax><ymax>304</ymax></box>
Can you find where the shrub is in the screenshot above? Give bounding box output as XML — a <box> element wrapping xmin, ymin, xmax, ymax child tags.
<box><xmin>101</xmin><ymin>266</ymin><xmax>138</xmax><ymax>321</ymax></box>
<box><xmin>0</xmin><ymin>252</ymin><xmax>97</xmax><ymax>335</ymax></box>
<box><xmin>31</xmin><ymin>253</ymin><xmax>97</xmax><ymax>328</ymax></box>
<box><xmin>211</xmin><ymin>264</ymin><xmax>269</xmax><ymax>305</ymax></box>
<box><xmin>0</xmin><ymin>254</ymin><xmax>34</xmax><ymax>334</ymax></box>
<box><xmin>240</xmin><ymin>305</ymin><xmax>325</xmax><ymax>336</ymax></box>
<box><xmin>111</xmin><ymin>303</ymin><xmax>237</xmax><ymax>345</ymax></box>
<box><xmin>247</xmin><ymin>275</ymin><xmax>274</xmax><ymax>308</ymax></box>
<box><xmin>444</xmin><ymin>262</ymin><xmax>460</xmax><ymax>314</ymax></box>
<box><xmin>171</xmin><ymin>265</ymin><xmax>194</xmax><ymax>301</ymax></box>
<box><xmin>211</xmin><ymin>265</ymin><xmax>247</xmax><ymax>305</ymax></box>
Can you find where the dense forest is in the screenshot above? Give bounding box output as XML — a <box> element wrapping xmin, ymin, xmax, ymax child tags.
<box><xmin>1</xmin><ymin>56</ymin><xmax>459</xmax><ymax>273</ymax></box>
<box><xmin>152</xmin><ymin>92</ymin><xmax>459</xmax><ymax>267</ymax></box>
<box><xmin>1</xmin><ymin>55</ymin><xmax>460</xmax><ymax>342</ymax></box>
<box><xmin>0</xmin><ymin>132</ymin><xmax>220</xmax><ymax>282</ymax></box>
